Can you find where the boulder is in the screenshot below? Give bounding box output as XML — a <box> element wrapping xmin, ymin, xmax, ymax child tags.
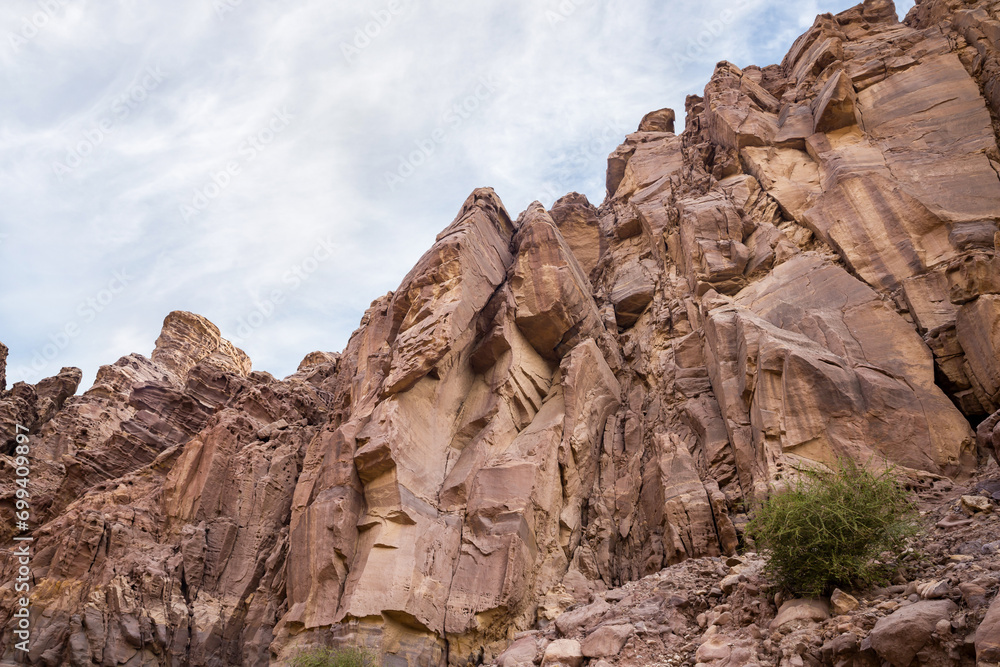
<box><xmin>978</xmin><ymin>594</ymin><xmax>1000</xmax><ymax>663</ymax></box>
<box><xmin>541</xmin><ymin>639</ymin><xmax>583</xmax><ymax>667</ymax></box>
<box><xmin>555</xmin><ymin>600</ymin><xmax>611</xmax><ymax>637</ymax></box>
<box><xmin>770</xmin><ymin>599</ymin><xmax>830</xmax><ymax>631</ymax></box>
<box><xmin>869</xmin><ymin>600</ymin><xmax>957</xmax><ymax>666</ymax></box>
<box><xmin>580</xmin><ymin>624</ymin><xmax>634</xmax><ymax>658</ymax></box>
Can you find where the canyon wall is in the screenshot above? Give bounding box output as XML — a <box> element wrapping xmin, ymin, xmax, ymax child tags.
<box><xmin>1</xmin><ymin>0</ymin><xmax>999</xmax><ymax>664</ymax></box>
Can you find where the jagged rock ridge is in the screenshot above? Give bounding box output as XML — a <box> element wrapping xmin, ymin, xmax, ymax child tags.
<box><xmin>2</xmin><ymin>0</ymin><xmax>1000</xmax><ymax>664</ymax></box>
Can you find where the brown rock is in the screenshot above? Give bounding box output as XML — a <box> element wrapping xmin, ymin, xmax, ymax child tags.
<box><xmin>580</xmin><ymin>623</ymin><xmax>634</xmax><ymax>658</ymax></box>
<box><xmin>9</xmin><ymin>2</ymin><xmax>1000</xmax><ymax>665</ymax></box>
<box><xmin>676</xmin><ymin>189</ymin><xmax>751</xmax><ymax>295</ymax></box>
<box><xmin>740</xmin><ymin>146</ymin><xmax>821</xmax><ymax>223</ymax></box>
<box><xmin>830</xmin><ymin>589</ymin><xmax>859</xmax><ymax>614</ymax></box>
<box><xmin>856</xmin><ymin>53</ymin><xmax>999</xmax><ymax>226</ymax></box>
<box><xmin>294</xmin><ymin>350</ymin><xmax>340</xmax><ymax>373</ymax></box>
<box><xmin>980</xmin><ymin>410</ymin><xmax>1000</xmax><ymax>465</ymax></box>
<box><xmin>695</xmin><ymin>634</ymin><xmax>733</xmax><ymax>662</ymax></box>
<box><xmin>542</xmin><ymin>638</ymin><xmax>583</xmax><ymax>667</ymax></box>
<box><xmin>775</xmin><ymin>104</ymin><xmax>815</xmax><ymax>147</ymax></box>
<box><xmin>383</xmin><ymin>188</ymin><xmax>514</xmax><ymax>394</ymax></box>
<box><xmin>496</xmin><ymin>636</ymin><xmax>539</xmax><ymax>667</ymax></box>
<box><xmin>0</xmin><ymin>340</ymin><xmax>7</xmax><ymax>391</ymax></box>
<box><xmin>869</xmin><ymin>600</ymin><xmax>957</xmax><ymax>666</ymax></box>
<box><xmin>770</xmin><ymin>599</ymin><xmax>830</xmax><ymax>631</ymax></box>
<box><xmin>961</xmin><ymin>495</ymin><xmax>993</xmax><ymax>515</ymax></box>
<box><xmin>637</xmin><ymin>107</ymin><xmax>675</xmax><ymax>133</ymax></box>
<box><xmin>549</xmin><ymin>192</ymin><xmax>602</xmax><ymax>278</ymax></box>
<box><xmin>152</xmin><ymin>310</ymin><xmax>251</xmax><ymax>380</ymax></box>
<box><xmin>609</xmin><ymin>133</ymin><xmax>684</xmax><ymax>199</ymax></box>
<box><xmin>703</xmin><ymin>62</ymin><xmax>780</xmax><ymax>149</ymax></box>
<box><xmin>555</xmin><ymin>599</ymin><xmax>611</xmax><ymax>637</ymax></box>
<box><xmin>783</xmin><ymin>16</ymin><xmax>845</xmax><ymax>86</ymax></box>
<box><xmin>957</xmin><ymin>295</ymin><xmax>1000</xmax><ymax>413</ymax></box>
<box><xmin>511</xmin><ymin>202</ymin><xmax>604</xmax><ymax>359</ymax></box>
<box><xmin>31</xmin><ymin>366</ymin><xmax>83</xmax><ymax>424</ymax></box>
<box><xmin>958</xmin><ymin>582</ymin><xmax>989</xmax><ymax>609</ymax></box>
<box><xmin>917</xmin><ymin>579</ymin><xmax>951</xmax><ymax>599</ymax></box>
<box><xmin>706</xmin><ymin>255</ymin><xmax>975</xmax><ymax>497</ymax></box>
<box><xmin>606</xmin><ymin>142</ymin><xmax>635</xmax><ymax>198</ymax></box>
<box><xmin>609</xmin><ymin>256</ymin><xmax>656</xmax><ymax>327</ymax></box>
<box><xmin>978</xmin><ymin>594</ymin><xmax>1000</xmax><ymax>662</ymax></box>
<box><xmin>812</xmin><ymin>69</ymin><xmax>859</xmax><ymax>133</ymax></box>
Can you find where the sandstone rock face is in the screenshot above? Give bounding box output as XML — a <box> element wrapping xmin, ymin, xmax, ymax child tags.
<box><xmin>2</xmin><ymin>0</ymin><xmax>1000</xmax><ymax>665</ymax></box>
<box><xmin>705</xmin><ymin>254</ymin><xmax>975</xmax><ymax>495</ymax></box>
<box><xmin>981</xmin><ymin>409</ymin><xmax>1000</xmax><ymax>464</ymax></box>
<box><xmin>549</xmin><ymin>192</ymin><xmax>603</xmax><ymax>278</ymax></box>
<box><xmin>638</xmin><ymin>108</ymin><xmax>675</xmax><ymax>133</ymax></box>
<box><xmin>152</xmin><ymin>310</ymin><xmax>252</xmax><ymax>381</ymax></box>
<box><xmin>0</xmin><ymin>341</ymin><xmax>7</xmax><ymax>391</ymax></box>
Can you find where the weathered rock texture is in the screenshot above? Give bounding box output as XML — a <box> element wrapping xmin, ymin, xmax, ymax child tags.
<box><xmin>2</xmin><ymin>0</ymin><xmax>1000</xmax><ymax>665</ymax></box>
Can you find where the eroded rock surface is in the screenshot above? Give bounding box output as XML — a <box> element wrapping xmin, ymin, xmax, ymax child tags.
<box><xmin>2</xmin><ymin>0</ymin><xmax>1000</xmax><ymax>665</ymax></box>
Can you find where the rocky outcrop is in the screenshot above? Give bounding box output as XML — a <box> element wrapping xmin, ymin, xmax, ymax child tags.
<box><xmin>492</xmin><ymin>475</ymin><xmax>1000</xmax><ymax>667</ymax></box>
<box><xmin>549</xmin><ymin>193</ymin><xmax>603</xmax><ymax>279</ymax></box>
<box><xmin>2</xmin><ymin>0</ymin><xmax>1000</xmax><ymax>664</ymax></box>
<box><xmin>0</xmin><ymin>341</ymin><xmax>7</xmax><ymax>391</ymax></box>
<box><xmin>705</xmin><ymin>254</ymin><xmax>975</xmax><ymax>496</ymax></box>
<box><xmin>0</xmin><ymin>311</ymin><xmax>333</xmax><ymax>666</ymax></box>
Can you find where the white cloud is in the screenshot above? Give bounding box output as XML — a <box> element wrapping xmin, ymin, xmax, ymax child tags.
<box><xmin>2</xmin><ymin>0</ymin><xmax>880</xmax><ymax>387</ymax></box>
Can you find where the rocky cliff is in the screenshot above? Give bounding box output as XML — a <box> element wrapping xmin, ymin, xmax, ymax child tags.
<box><xmin>2</xmin><ymin>0</ymin><xmax>1000</xmax><ymax>665</ymax></box>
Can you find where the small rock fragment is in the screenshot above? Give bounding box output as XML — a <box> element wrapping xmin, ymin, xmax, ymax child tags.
<box><xmin>958</xmin><ymin>582</ymin><xmax>988</xmax><ymax>608</ymax></box>
<box><xmin>830</xmin><ymin>589</ymin><xmax>859</xmax><ymax>614</ymax></box>
<box><xmin>962</xmin><ymin>495</ymin><xmax>992</xmax><ymax>514</ymax></box>
<box><xmin>917</xmin><ymin>580</ymin><xmax>950</xmax><ymax>599</ymax></box>
<box><xmin>719</xmin><ymin>574</ymin><xmax>741</xmax><ymax>594</ymax></box>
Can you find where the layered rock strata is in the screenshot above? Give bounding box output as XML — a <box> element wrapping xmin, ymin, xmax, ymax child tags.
<box><xmin>2</xmin><ymin>0</ymin><xmax>1000</xmax><ymax>665</ymax></box>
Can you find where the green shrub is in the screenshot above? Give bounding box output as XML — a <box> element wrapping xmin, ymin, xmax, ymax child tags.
<box><xmin>746</xmin><ymin>458</ymin><xmax>919</xmax><ymax>598</ymax></box>
<box><xmin>290</xmin><ymin>646</ymin><xmax>380</xmax><ymax>667</ymax></box>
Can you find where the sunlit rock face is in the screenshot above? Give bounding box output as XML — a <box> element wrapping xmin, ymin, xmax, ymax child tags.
<box><xmin>2</xmin><ymin>0</ymin><xmax>999</xmax><ymax>664</ymax></box>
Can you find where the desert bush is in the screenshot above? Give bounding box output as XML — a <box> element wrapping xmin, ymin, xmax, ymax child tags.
<box><xmin>290</xmin><ymin>646</ymin><xmax>380</xmax><ymax>667</ymax></box>
<box><xmin>746</xmin><ymin>458</ymin><xmax>919</xmax><ymax>597</ymax></box>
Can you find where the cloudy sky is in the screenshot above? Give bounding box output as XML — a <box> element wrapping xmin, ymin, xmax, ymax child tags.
<box><xmin>1</xmin><ymin>0</ymin><xmax>915</xmax><ymax>388</ymax></box>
